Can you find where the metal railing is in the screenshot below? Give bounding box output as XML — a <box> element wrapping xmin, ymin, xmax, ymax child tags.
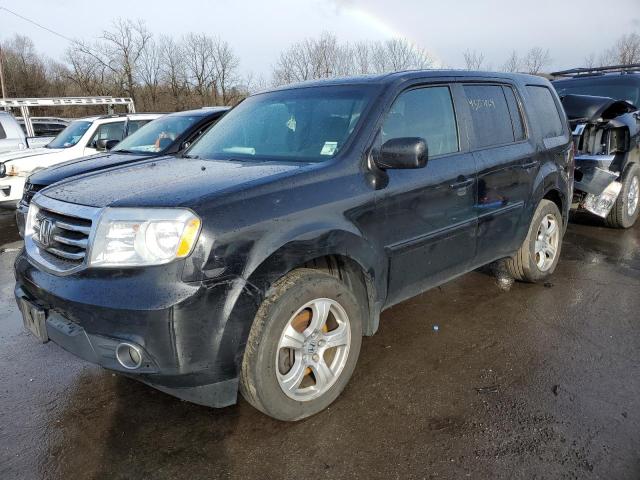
<box><xmin>551</xmin><ymin>64</ymin><xmax>640</xmax><ymax>77</ymax></box>
<box><xmin>0</xmin><ymin>96</ymin><xmax>135</xmax><ymax>137</ymax></box>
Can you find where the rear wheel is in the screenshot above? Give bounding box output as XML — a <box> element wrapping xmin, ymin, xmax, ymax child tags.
<box><xmin>505</xmin><ymin>199</ymin><xmax>563</xmax><ymax>283</ymax></box>
<box><xmin>605</xmin><ymin>163</ymin><xmax>640</xmax><ymax>229</ymax></box>
<box><xmin>240</xmin><ymin>268</ymin><xmax>362</xmax><ymax>421</ymax></box>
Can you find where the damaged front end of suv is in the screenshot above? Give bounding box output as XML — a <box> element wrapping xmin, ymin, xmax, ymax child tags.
<box><xmin>560</xmin><ymin>94</ymin><xmax>640</xmax><ymax>227</ymax></box>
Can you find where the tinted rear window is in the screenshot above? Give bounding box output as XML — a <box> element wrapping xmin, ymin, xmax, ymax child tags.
<box><xmin>464</xmin><ymin>84</ymin><xmax>515</xmax><ymax>148</ymax></box>
<box><xmin>526</xmin><ymin>86</ymin><xmax>565</xmax><ymax>139</ymax></box>
<box><xmin>0</xmin><ymin>122</ymin><xmax>6</xmax><ymax>139</ymax></box>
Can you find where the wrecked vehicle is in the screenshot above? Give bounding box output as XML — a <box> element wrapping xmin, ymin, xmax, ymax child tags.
<box><xmin>15</xmin><ymin>71</ymin><xmax>573</xmax><ymax>421</ymax></box>
<box><xmin>553</xmin><ymin>66</ymin><xmax>640</xmax><ymax>227</ymax></box>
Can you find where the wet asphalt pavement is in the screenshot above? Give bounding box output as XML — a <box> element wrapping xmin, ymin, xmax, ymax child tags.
<box><xmin>1</xmin><ymin>209</ymin><xmax>639</xmax><ymax>480</ymax></box>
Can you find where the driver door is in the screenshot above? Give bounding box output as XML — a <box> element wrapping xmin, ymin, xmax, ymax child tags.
<box><xmin>374</xmin><ymin>83</ymin><xmax>478</xmax><ymax>306</ymax></box>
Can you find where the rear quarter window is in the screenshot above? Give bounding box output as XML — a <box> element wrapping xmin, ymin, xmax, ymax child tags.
<box><xmin>0</xmin><ymin>121</ymin><xmax>6</xmax><ymax>139</ymax></box>
<box><xmin>525</xmin><ymin>85</ymin><xmax>566</xmax><ymax>140</ymax></box>
<box><xmin>463</xmin><ymin>84</ymin><xmax>519</xmax><ymax>149</ymax></box>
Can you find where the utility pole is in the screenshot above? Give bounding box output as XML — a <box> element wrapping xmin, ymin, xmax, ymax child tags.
<box><xmin>0</xmin><ymin>43</ymin><xmax>7</xmax><ymax>111</ymax></box>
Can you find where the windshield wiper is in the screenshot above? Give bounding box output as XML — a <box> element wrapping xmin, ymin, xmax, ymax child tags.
<box><xmin>182</xmin><ymin>154</ymin><xmax>200</xmax><ymax>159</ymax></box>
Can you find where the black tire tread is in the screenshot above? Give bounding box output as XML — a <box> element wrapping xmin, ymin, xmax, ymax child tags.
<box><xmin>604</xmin><ymin>163</ymin><xmax>639</xmax><ymax>229</ymax></box>
<box><xmin>240</xmin><ymin>268</ymin><xmax>355</xmax><ymax>419</ymax></box>
<box><xmin>505</xmin><ymin>199</ymin><xmax>561</xmax><ymax>283</ymax></box>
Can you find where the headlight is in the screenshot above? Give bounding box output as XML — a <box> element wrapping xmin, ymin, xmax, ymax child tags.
<box><xmin>90</xmin><ymin>208</ymin><xmax>201</xmax><ymax>267</ymax></box>
<box><xmin>7</xmin><ymin>164</ymin><xmax>24</xmax><ymax>176</ymax></box>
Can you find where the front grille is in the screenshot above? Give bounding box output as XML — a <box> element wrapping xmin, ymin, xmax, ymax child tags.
<box><xmin>26</xmin><ymin>195</ymin><xmax>100</xmax><ymax>275</ymax></box>
<box><xmin>21</xmin><ymin>182</ymin><xmax>44</xmax><ymax>206</ymax></box>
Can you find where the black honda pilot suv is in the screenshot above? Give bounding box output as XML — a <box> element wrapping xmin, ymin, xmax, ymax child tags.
<box><xmin>15</xmin><ymin>71</ymin><xmax>573</xmax><ymax>421</ymax></box>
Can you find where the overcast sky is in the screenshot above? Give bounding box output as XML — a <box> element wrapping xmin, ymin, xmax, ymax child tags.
<box><xmin>1</xmin><ymin>0</ymin><xmax>639</xmax><ymax>77</ymax></box>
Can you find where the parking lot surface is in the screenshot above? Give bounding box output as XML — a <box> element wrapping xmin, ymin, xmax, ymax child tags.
<box><xmin>1</xmin><ymin>209</ymin><xmax>639</xmax><ymax>480</ymax></box>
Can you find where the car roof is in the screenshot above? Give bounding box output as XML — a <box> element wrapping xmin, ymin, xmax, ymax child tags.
<box><xmin>167</xmin><ymin>107</ymin><xmax>230</xmax><ymax>118</ymax></box>
<box><xmin>552</xmin><ymin>72</ymin><xmax>640</xmax><ymax>85</ymax></box>
<box><xmin>71</xmin><ymin>113</ymin><xmax>164</xmax><ymax>122</ymax></box>
<box><xmin>264</xmin><ymin>69</ymin><xmax>547</xmax><ymax>93</ymax></box>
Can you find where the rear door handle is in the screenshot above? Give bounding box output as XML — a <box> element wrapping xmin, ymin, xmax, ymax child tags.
<box><xmin>521</xmin><ymin>160</ymin><xmax>539</xmax><ymax>169</ymax></box>
<box><xmin>449</xmin><ymin>178</ymin><xmax>473</xmax><ymax>189</ymax></box>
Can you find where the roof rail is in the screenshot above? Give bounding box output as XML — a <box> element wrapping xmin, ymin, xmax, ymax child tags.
<box><xmin>551</xmin><ymin>64</ymin><xmax>640</xmax><ymax>77</ymax></box>
<box><xmin>0</xmin><ymin>96</ymin><xmax>135</xmax><ymax>137</ymax></box>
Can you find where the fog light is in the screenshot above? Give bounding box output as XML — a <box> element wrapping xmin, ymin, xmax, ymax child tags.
<box><xmin>115</xmin><ymin>342</ymin><xmax>143</xmax><ymax>370</ymax></box>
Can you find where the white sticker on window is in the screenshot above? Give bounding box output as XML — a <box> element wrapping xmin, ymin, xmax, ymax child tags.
<box><xmin>320</xmin><ymin>141</ymin><xmax>338</xmax><ymax>156</ymax></box>
<box><xmin>286</xmin><ymin>115</ymin><xmax>297</xmax><ymax>132</ymax></box>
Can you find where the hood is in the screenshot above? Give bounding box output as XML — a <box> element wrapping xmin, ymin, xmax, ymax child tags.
<box><xmin>0</xmin><ymin>147</ymin><xmax>70</xmax><ymax>177</ymax></box>
<box><xmin>560</xmin><ymin>94</ymin><xmax>637</xmax><ymax>123</ymax></box>
<box><xmin>28</xmin><ymin>151</ymin><xmax>155</xmax><ymax>187</ymax></box>
<box><xmin>40</xmin><ymin>156</ymin><xmax>307</xmax><ymax>208</ymax></box>
<box><xmin>0</xmin><ymin>147</ymin><xmax>59</xmax><ymax>164</ymax></box>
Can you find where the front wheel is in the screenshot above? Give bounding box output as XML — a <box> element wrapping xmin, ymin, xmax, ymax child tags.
<box><xmin>505</xmin><ymin>199</ymin><xmax>563</xmax><ymax>283</ymax></box>
<box><xmin>605</xmin><ymin>163</ymin><xmax>640</xmax><ymax>229</ymax></box>
<box><xmin>240</xmin><ymin>268</ymin><xmax>362</xmax><ymax>421</ymax></box>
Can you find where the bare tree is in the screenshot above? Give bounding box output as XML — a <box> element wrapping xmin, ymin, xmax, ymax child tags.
<box><xmin>501</xmin><ymin>50</ymin><xmax>521</xmax><ymax>72</ymax></box>
<box><xmin>371</xmin><ymin>38</ymin><xmax>435</xmax><ymax>73</ymax></box>
<box><xmin>138</xmin><ymin>38</ymin><xmax>162</xmax><ymax>110</ymax></box>
<box><xmin>1</xmin><ymin>35</ymin><xmax>48</xmax><ymax>97</ymax></box>
<box><xmin>523</xmin><ymin>47</ymin><xmax>551</xmax><ymax>75</ymax></box>
<box><xmin>352</xmin><ymin>42</ymin><xmax>373</xmax><ymax>75</ymax></box>
<box><xmin>463</xmin><ymin>49</ymin><xmax>486</xmax><ymax>70</ymax></box>
<box><xmin>64</xmin><ymin>45</ymin><xmax>113</xmax><ymax>96</ymax></box>
<box><xmin>602</xmin><ymin>33</ymin><xmax>640</xmax><ymax>65</ymax></box>
<box><xmin>183</xmin><ymin>33</ymin><xmax>216</xmax><ymax>101</ymax></box>
<box><xmin>158</xmin><ymin>35</ymin><xmax>187</xmax><ymax>109</ymax></box>
<box><xmin>272</xmin><ymin>33</ymin><xmax>348</xmax><ymax>85</ymax></box>
<box><xmin>72</xmin><ymin>18</ymin><xmax>152</xmax><ymax>102</ymax></box>
<box><xmin>212</xmin><ymin>38</ymin><xmax>240</xmax><ymax>104</ymax></box>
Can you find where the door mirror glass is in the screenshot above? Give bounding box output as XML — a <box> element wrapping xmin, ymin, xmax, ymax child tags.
<box><xmin>376</xmin><ymin>137</ymin><xmax>428</xmax><ymax>169</ymax></box>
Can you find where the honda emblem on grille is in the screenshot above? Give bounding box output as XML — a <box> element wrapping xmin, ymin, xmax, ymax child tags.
<box><xmin>39</xmin><ymin>219</ymin><xmax>54</xmax><ymax>247</ymax></box>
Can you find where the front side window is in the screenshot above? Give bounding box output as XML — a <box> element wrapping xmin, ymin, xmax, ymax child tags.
<box><xmin>526</xmin><ymin>86</ymin><xmax>565</xmax><ymax>139</ymax></box>
<box><xmin>186</xmin><ymin>85</ymin><xmax>374</xmax><ymax>163</ymax></box>
<box><xmin>114</xmin><ymin>115</ymin><xmax>203</xmax><ymax>154</ymax></box>
<box><xmin>380</xmin><ymin>86</ymin><xmax>459</xmax><ymax>156</ymax></box>
<box><xmin>88</xmin><ymin>121</ymin><xmax>126</xmax><ymax>148</ymax></box>
<box><xmin>464</xmin><ymin>84</ymin><xmax>518</xmax><ymax>149</ymax></box>
<box><xmin>47</xmin><ymin>120</ymin><xmax>92</xmax><ymax>149</ymax></box>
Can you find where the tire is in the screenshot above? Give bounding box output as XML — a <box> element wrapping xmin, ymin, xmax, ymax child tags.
<box><xmin>505</xmin><ymin>199</ymin><xmax>563</xmax><ymax>283</ymax></box>
<box><xmin>240</xmin><ymin>268</ymin><xmax>363</xmax><ymax>421</ymax></box>
<box><xmin>605</xmin><ymin>163</ymin><xmax>640</xmax><ymax>229</ymax></box>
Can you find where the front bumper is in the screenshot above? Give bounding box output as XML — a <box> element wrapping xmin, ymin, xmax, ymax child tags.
<box><xmin>14</xmin><ymin>250</ymin><xmax>252</xmax><ymax>408</ymax></box>
<box><xmin>0</xmin><ymin>176</ymin><xmax>25</xmax><ymax>209</ymax></box>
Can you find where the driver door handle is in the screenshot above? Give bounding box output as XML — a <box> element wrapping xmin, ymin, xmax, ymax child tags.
<box><xmin>449</xmin><ymin>178</ymin><xmax>473</xmax><ymax>189</ymax></box>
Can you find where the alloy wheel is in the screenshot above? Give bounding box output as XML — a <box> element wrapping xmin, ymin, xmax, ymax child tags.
<box><xmin>534</xmin><ymin>213</ymin><xmax>560</xmax><ymax>272</ymax></box>
<box><xmin>276</xmin><ymin>298</ymin><xmax>351</xmax><ymax>401</ymax></box>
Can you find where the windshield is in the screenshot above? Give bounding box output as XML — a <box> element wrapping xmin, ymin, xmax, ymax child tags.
<box><xmin>114</xmin><ymin>115</ymin><xmax>203</xmax><ymax>153</ymax></box>
<box><xmin>186</xmin><ymin>85</ymin><xmax>374</xmax><ymax>162</ymax></box>
<box><xmin>553</xmin><ymin>78</ymin><xmax>640</xmax><ymax>107</ymax></box>
<box><xmin>46</xmin><ymin>120</ymin><xmax>92</xmax><ymax>149</ymax></box>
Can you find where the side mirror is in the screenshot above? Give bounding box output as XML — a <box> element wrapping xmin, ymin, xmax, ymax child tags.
<box><xmin>375</xmin><ymin>137</ymin><xmax>428</xmax><ymax>170</ymax></box>
<box><xmin>96</xmin><ymin>139</ymin><xmax>119</xmax><ymax>151</ymax></box>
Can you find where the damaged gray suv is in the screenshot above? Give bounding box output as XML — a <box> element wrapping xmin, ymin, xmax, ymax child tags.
<box><xmin>553</xmin><ymin>65</ymin><xmax>640</xmax><ymax>228</ymax></box>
